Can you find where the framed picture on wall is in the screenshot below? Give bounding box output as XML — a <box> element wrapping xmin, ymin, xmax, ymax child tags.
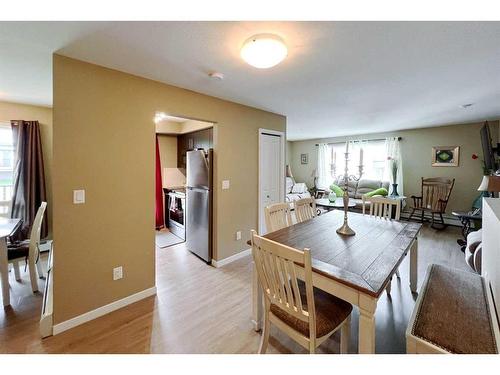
<box><xmin>300</xmin><ymin>153</ymin><xmax>309</xmax><ymax>164</ymax></box>
<box><xmin>431</xmin><ymin>146</ymin><xmax>460</xmax><ymax>167</ymax></box>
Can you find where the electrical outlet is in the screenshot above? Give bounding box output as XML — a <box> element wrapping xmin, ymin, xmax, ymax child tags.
<box><xmin>236</xmin><ymin>231</ymin><xmax>242</xmax><ymax>240</ymax></box>
<box><xmin>113</xmin><ymin>266</ymin><xmax>123</xmax><ymax>281</ymax></box>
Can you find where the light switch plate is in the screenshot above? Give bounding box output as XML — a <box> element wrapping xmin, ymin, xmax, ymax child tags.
<box><xmin>236</xmin><ymin>231</ymin><xmax>242</xmax><ymax>240</ymax></box>
<box><xmin>73</xmin><ymin>189</ymin><xmax>85</xmax><ymax>204</ymax></box>
<box><xmin>222</xmin><ymin>180</ymin><xmax>230</xmax><ymax>190</ymax></box>
<box><xmin>113</xmin><ymin>266</ymin><xmax>123</xmax><ymax>281</ymax></box>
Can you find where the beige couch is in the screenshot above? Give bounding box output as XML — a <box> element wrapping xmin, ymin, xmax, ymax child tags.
<box><xmin>332</xmin><ymin>176</ymin><xmax>390</xmax><ymax>209</ymax></box>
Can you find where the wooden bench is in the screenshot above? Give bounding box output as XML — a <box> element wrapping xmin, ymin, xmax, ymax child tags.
<box><xmin>406</xmin><ymin>264</ymin><xmax>498</xmax><ymax>353</ymax></box>
<box><xmin>407</xmin><ymin>198</ymin><xmax>500</xmax><ymax>354</ymax></box>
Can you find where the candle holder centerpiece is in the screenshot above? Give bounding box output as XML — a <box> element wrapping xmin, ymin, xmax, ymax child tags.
<box><xmin>336</xmin><ymin>142</ymin><xmax>363</xmax><ymax>236</ymax></box>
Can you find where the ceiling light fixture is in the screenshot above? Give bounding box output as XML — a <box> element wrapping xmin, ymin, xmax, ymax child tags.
<box><xmin>240</xmin><ymin>34</ymin><xmax>288</xmax><ymax>69</ymax></box>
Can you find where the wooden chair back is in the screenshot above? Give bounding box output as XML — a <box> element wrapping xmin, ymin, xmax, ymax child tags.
<box><xmin>29</xmin><ymin>202</ymin><xmax>47</xmax><ymax>260</ymax></box>
<box><xmin>368</xmin><ymin>196</ymin><xmax>400</xmax><ymax>220</ymax></box>
<box><xmin>251</xmin><ymin>230</ymin><xmax>316</xmax><ymax>338</ymax></box>
<box><xmin>264</xmin><ymin>203</ymin><xmax>293</xmax><ymax>233</ymax></box>
<box><xmin>421</xmin><ymin>177</ymin><xmax>455</xmax><ymax>212</ymax></box>
<box><xmin>294</xmin><ymin>198</ymin><xmax>317</xmax><ymax>223</ymax></box>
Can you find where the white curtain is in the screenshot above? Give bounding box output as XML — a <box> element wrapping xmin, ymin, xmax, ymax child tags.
<box><xmin>383</xmin><ymin>137</ymin><xmax>403</xmax><ymax>195</ymax></box>
<box><xmin>317</xmin><ymin>143</ymin><xmax>332</xmax><ymax>189</ymax></box>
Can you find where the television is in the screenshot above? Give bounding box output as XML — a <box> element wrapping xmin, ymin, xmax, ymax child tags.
<box><xmin>480</xmin><ymin>122</ymin><xmax>499</xmax><ymax>174</ymax></box>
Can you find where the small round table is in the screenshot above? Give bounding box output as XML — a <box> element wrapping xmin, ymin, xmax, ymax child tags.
<box><xmin>315</xmin><ymin>198</ymin><xmax>356</xmax><ymax>213</ymax></box>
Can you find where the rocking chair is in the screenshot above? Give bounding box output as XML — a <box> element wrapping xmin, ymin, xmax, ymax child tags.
<box><xmin>409</xmin><ymin>177</ymin><xmax>455</xmax><ymax>230</ymax></box>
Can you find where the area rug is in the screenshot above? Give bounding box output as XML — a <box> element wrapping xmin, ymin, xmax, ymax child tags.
<box><xmin>155</xmin><ymin>231</ymin><xmax>184</xmax><ymax>248</ymax></box>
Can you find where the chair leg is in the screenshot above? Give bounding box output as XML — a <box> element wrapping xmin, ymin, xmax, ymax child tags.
<box><xmin>408</xmin><ymin>208</ymin><xmax>415</xmax><ymax>221</ymax></box>
<box><xmin>258</xmin><ymin>304</ymin><xmax>270</xmax><ymax>354</ymax></box>
<box><xmin>36</xmin><ymin>258</ymin><xmax>44</xmax><ymax>279</ymax></box>
<box><xmin>340</xmin><ymin>315</ymin><xmax>351</xmax><ymax>354</ymax></box>
<box><xmin>13</xmin><ymin>260</ymin><xmax>21</xmax><ymax>281</ymax></box>
<box><xmin>420</xmin><ymin>209</ymin><xmax>425</xmax><ymax>223</ymax></box>
<box><xmin>28</xmin><ymin>255</ymin><xmax>38</xmax><ymax>293</ymax></box>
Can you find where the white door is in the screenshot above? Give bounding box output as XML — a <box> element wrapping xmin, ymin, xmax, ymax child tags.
<box><xmin>259</xmin><ymin>132</ymin><xmax>283</xmax><ymax>234</ymax></box>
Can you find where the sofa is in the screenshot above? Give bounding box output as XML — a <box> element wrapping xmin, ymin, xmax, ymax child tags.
<box><xmin>465</xmin><ymin>229</ymin><xmax>482</xmax><ymax>274</ymax></box>
<box><xmin>331</xmin><ymin>176</ymin><xmax>390</xmax><ymax>209</ymax></box>
<box><xmin>285</xmin><ymin>177</ymin><xmax>311</xmax><ymax>206</ymax></box>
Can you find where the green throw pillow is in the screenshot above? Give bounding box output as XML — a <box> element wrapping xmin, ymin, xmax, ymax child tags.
<box><xmin>330</xmin><ymin>184</ymin><xmax>344</xmax><ymax>197</ymax></box>
<box><xmin>364</xmin><ymin>188</ymin><xmax>388</xmax><ymax>197</ymax></box>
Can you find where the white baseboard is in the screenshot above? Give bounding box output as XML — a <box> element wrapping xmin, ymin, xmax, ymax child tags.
<box><xmin>53</xmin><ymin>286</ymin><xmax>157</xmax><ymax>335</ymax></box>
<box><xmin>211</xmin><ymin>248</ymin><xmax>251</xmax><ymax>268</ymax></box>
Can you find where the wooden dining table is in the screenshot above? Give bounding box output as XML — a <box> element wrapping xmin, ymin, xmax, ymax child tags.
<box><xmin>251</xmin><ymin>210</ymin><xmax>421</xmax><ymax>354</ymax></box>
<box><xmin>0</xmin><ymin>217</ymin><xmax>22</xmax><ymax>307</ymax></box>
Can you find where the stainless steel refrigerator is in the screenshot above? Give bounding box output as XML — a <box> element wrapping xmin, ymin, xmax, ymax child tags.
<box><xmin>186</xmin><ymin>149</ymin><xmax>213</xmax><ymax>263</ymax></box>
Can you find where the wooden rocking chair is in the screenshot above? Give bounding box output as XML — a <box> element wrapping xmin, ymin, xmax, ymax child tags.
<box><xmin>409</xmin><ymin>177</ymin><xmax>455</xmax><ymax>230</ymax></box>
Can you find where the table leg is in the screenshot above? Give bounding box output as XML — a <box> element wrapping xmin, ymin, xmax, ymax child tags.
<box><xmin>0</xmin><ymin>238</ymin><xmax>10</xmax><ymax>307</ymax></box>
<box><xmin>410</xmin><ymin>238</ymin><xmax>418</xmax><ymax>293</ymax></box>
<box><xmin>358</xmin><ymin>294</ymin><xmax>377</xmax><ymax>354</ymax></box>
<box><xmin>252</xmin><ymin>261</ymin><xmax>263</xmax><ymax>331</ymax></box>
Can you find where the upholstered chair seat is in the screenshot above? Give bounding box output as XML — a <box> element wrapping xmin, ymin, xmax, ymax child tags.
<box><xmin>270</xmin><ymin>281</ymin><xmax>352</xmax><ymax>338</ymax></box>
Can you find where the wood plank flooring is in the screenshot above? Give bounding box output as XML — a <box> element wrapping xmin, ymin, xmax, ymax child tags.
<box><xmin>0</xmin><ymin>224</ymin><xmax>469</xmax><ymax>353</ymax></box>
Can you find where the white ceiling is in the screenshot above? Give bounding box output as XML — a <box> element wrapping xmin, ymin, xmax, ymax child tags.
<box><xmin>1</xmin><ymin>21</ymin><xmax>500</xmax><ymax>140</ymax></box>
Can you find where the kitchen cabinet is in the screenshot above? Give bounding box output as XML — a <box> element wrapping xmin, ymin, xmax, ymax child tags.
<box><xmin>177</xmin><ymin>127</ymin><xmax>213</xmax><ymax>169</ymax></box>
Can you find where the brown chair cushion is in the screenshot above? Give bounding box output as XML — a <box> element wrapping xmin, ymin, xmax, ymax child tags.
<box><xmin>411</xmin><ymin>264</ymin><xmax>497</xmax><ymax>354</ymax></box>
<box><xmin>270</xmin><ymin>281</ymin><xmax>352</xmax><ymax>338</ymax></box>
<box><xmin>7</xmin><ymin>244</ymin><xmax>29</xmax><ymax>261</ymax></box>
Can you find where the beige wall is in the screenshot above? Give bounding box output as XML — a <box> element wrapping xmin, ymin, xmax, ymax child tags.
<box><xmin>0</xmin><ymin>101</ymin><xmax>53</xmax><ymax>237</ymax></box>
<box><xmin>53</xmin><ymin>55</ymin><xmax>286</xmax><ymax>323</ymax></box>
<box><xmin>289</xmin><ymin>120</ymin><xmax>499</xmax><ymax>214</ymax></box>
<box><xmin>157</xmin><ymin>134</ymin><xmax>177</xmax><ymax>168</ymax></box>
<box><xmin>286</xmin><ymin>141</ymin><xmax>292</xmax><ymax>165</ymax></box>
<box><xmin>155</xmin><ymin>119</ymin><xmax>212</xmax><ymax>135</ymax></box>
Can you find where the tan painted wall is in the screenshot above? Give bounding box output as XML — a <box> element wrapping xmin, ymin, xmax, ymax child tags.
<box><xmin>286</xmin><ymin>141</ymin><xmax>292</xmax><ymax>165</ymax></box>
<box><xmin>53</xmin><ymin>55</ymin><xmax>286</xmax><ymax>323</ymax></box>
<box><xmin>0</xmin><ymin>101</ymin><xmax>53</xmax><ymax>237</ymax></box>
<box><xmin>155</xmin><ymin>119</ymin><xmax>212</xmax><ymax>134</ymax></box>
<box><xmin>289</xmin><ymin>120</ymin><xmax>499</xmax><ymax>213</ymax></box>
<box><xmin>157</xmin><ymin>134</ymin><xmax>177</xmax><ymax>168</ymax></box>
<box><xmin>155</xmin><ymin>120</ymin><xmax>182</xmax><ymax>134</ymax></box>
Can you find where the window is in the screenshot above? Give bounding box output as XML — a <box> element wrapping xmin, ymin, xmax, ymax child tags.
<box><xmin>329</xmin><ymin>140</ymin><xmax>387</xmax><ymax>180</ymax></box>
<box><xmin>0</xmin><ymin>123</ymin><xmax>14</xmax><ymax>216</ymax></box>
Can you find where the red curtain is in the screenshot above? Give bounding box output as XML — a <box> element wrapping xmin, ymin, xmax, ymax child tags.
<box><xmin>155</xmin><ymin>135</ymin><xmax>164</xmax><ymax>228</ymax></box>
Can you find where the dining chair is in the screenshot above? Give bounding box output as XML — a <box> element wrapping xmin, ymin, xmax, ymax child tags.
<box><xmin>7</xmin><ymin>201</ymin><xmax>47</xmax><ymax>293</ymax></box>
<box><xmin>365</xmin><ymin>196</ymin><xmax>401</xmax><ymax>293</ymax></box>
<box><xmin>367</xmin><ymin>196</ymin><xmax>401</xmax><ymax>221</ymax></box>
<box><xmin>251</xmin><ymin>230</ymin><xmax>352</xmax><ymax>354</ymax></box>
<box><xmin>264</xmin><ymin>202</ymin><xmax>293</xmax><ymax>233</ymax></box>
<box><xmin>293</xmin><ymin>197</ymin><xmax>317</xmax><ymax>223</ymax></box>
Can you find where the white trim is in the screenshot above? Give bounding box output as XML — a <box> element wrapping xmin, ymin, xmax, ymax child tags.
<box><xmin>52</xmin><ymin>286</ymin><xmax>157</xmax><ymax>335</ymax></box>
<box><xmin>258</xmin><ymin>128</ymin><xmax>286</xmax><ymax>235</ymax></box>
<box><xmin>211</xmin><ymin>248</ymin><xmax>251</xmax><ymax>268</ymax></box>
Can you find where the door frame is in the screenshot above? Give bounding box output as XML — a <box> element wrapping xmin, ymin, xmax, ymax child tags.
<box><xmin>258</xmin><ymin>128</ymin><xmax>286</xmax><ymax>235</ymax></box>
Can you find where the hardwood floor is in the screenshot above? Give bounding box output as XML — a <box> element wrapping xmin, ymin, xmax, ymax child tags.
<box><xmin>0</xmin><ymin>224</ymin><xmax>469</xmax><ymax>353</ymax></box>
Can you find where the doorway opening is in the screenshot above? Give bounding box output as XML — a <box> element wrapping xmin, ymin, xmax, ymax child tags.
<box><xmin>154</xmin><ymin>113</ymin><xmax>215</xmax><ymax>264</ymax></box>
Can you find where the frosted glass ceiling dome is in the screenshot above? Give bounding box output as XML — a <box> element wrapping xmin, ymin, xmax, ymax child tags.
<box><xmin>240</xmin><ymin>34</ymin><xmax>288</xmax><ymax>69</ymax></box>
